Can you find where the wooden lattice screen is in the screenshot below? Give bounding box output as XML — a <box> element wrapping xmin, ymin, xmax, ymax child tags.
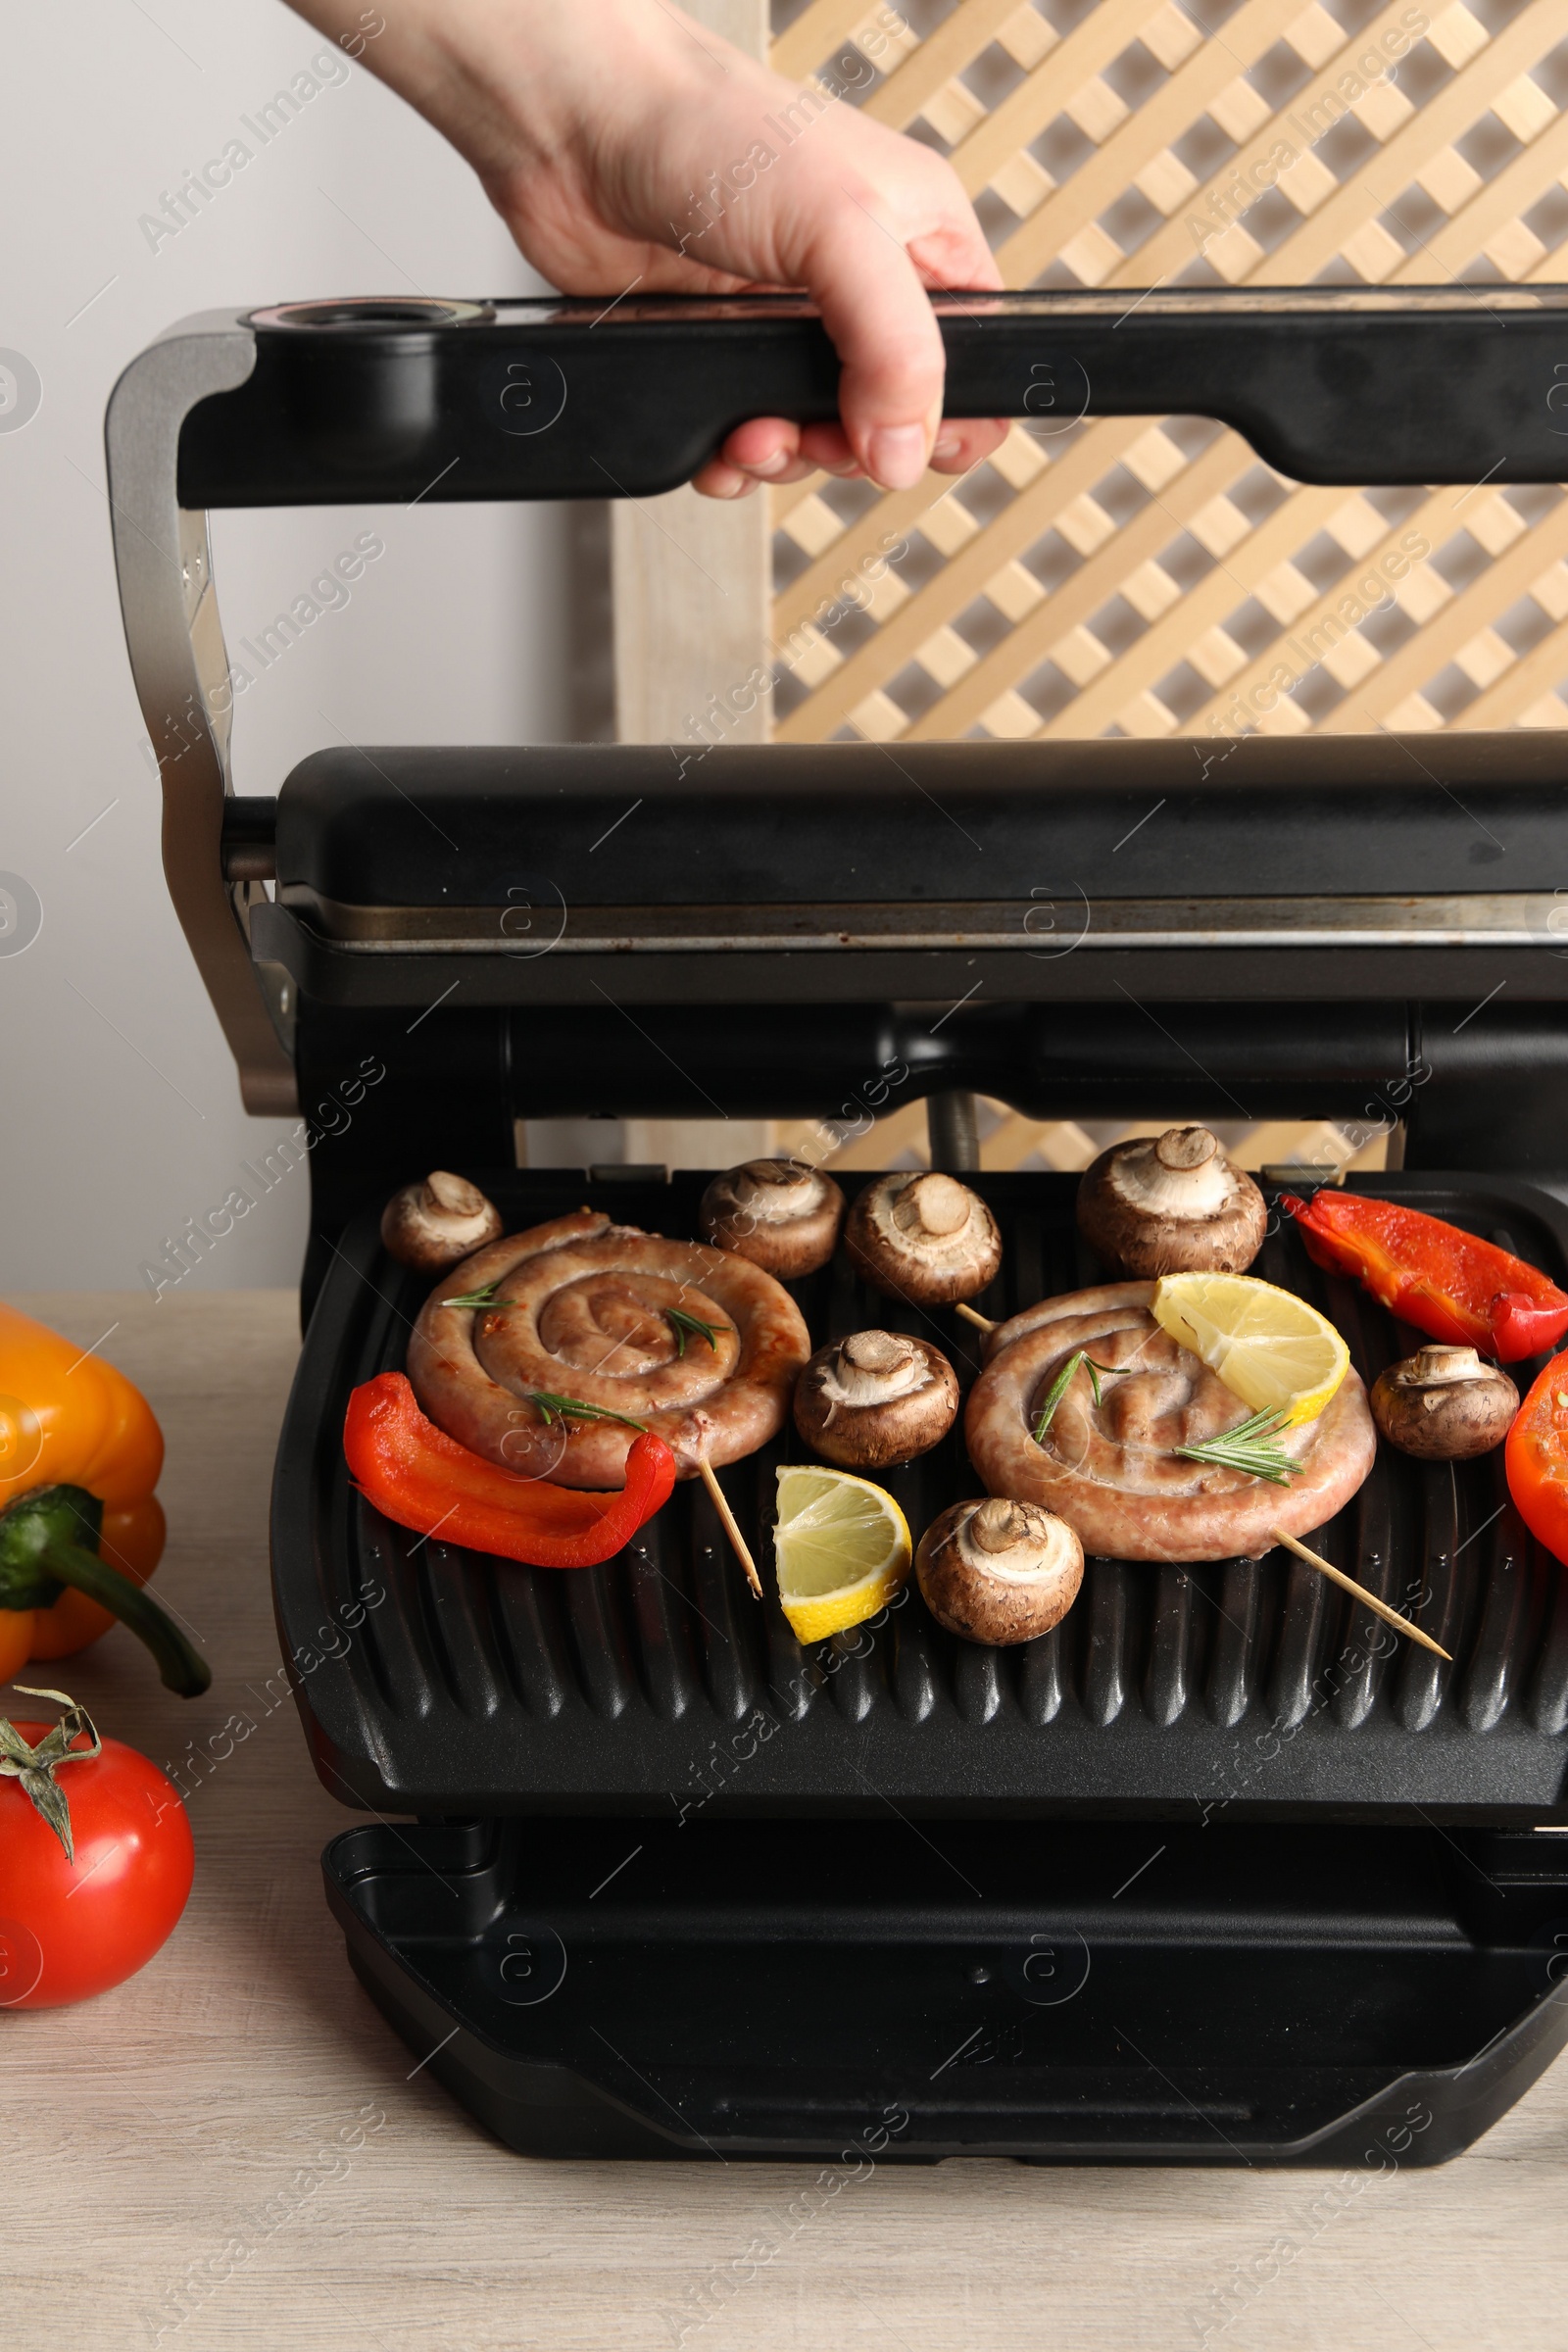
<box><xmin>768</xmin><ymin>0</ymin><xmax>1568</xmax><ymax>748</ymax></box>
<box><xmin>611</xmin><ymin>0</ymin><xmax>1567</xmax><ymax>1179</ymax></box>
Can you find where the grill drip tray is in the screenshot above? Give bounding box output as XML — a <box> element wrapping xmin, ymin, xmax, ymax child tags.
<box><xmin>325</xmin><ymin>1816</ymin><xmax>1568</xmax><ymax>2163</ymax></box>
<box><xmin>276</xmin><ymin>1171</ymin><xmax>1568</xmax><ymax>1822</ymax></box>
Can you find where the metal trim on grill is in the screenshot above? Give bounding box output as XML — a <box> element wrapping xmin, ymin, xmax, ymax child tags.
<box><xmin>280</xmin><ymin>890</ymin><xmax>1568</xmax><ymax>956</ymax></box>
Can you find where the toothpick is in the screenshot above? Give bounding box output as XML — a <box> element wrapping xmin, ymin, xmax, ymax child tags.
<box><xmin>955</xmin><ymin>1302</ymin><xmax>998</xmax><ymax>1334</ymax></box>
<box><xmin>699</xmin><ymin>1448</ymin><xmax>762</xmax><ymax>1600</ymax></box>
<box><xmin>1270</xmin><ymin>1528</ymin><xmax>1451</xmax><ymax>1661</ymax></box>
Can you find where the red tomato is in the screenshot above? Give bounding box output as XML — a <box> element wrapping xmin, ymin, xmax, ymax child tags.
<box><xmin>0</xmin><ymin>1720</ymin><xmax>193</xmax><ymax>2007</ymax></box>
<box><xmin>1505</xmin><ymin>1359</ymin><xmax>1568</xmax><ymax>1568</ymax></box>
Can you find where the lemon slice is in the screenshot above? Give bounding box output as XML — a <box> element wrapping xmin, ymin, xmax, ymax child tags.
<box><xmin>773</xmin><ymin>1464</ymin><xmax>912</xmax><ymax>1643</ymax></box>
<box><xmin>1151</xmin><ymin>1270</ymin><xmax>1349</xmax><ymax>1426</ymax></box>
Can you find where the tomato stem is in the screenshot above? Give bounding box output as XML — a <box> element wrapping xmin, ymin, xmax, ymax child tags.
<box><xmin>0</xmin><ymin>1688</ymin><xmax>102</xmax><ymax>1860</ymax></box>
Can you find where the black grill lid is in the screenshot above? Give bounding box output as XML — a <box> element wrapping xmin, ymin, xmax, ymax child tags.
<box><xmin>271</xmin><ymin>735</ymin><xmax>1568</xmax><ymax>912</ymax></box>
<box><xmin>273</xmin><ymin>1169</ymin><xmax>1568</xmax><ymax>1824</ymax></box>
<box><xmin>254</xmin><ymin>736</ymin><xmax>1568</xmax><ymax>1021</ymax></box>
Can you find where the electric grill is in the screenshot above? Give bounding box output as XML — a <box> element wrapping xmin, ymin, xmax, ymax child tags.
<box><xmin>106</xmin><ymin>289</ymin><xmax>1568</xmax><ymax>2164</ymax></box>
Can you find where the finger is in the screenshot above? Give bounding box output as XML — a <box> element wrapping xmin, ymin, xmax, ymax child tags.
<box><xmin>794</xmin><ymin>422</ymin><xmax>862</xmax><ymax>476</ymax></box>
<box><xmin>746</xmin><ymin>454</ymin><xmax>821</xmax><ymax>485</ymax></box>
<box><xmin>719</xmin><ymin>416</ymin><xmax>804</xmax><ymax>478</ymax></box>
<box><xmin>707</xmin><ymin>420</ymin><xmax>819</xmax><ymax>496</ymax></box>
<box><xmin>930</xmin><ymin>418</ymin><xmax>1009</xmax><ymax>473</ymax></box>
<box><xmin>715</xmin><ymin>418</ymin><xmax>862</xmax><ymax>488</ymax></box>
<box><xmin>722</xmin><ymin>416</ymin><xmax>862</xmax><ymax>481</ymax></box>
<box><xmin>907</xmin><ymin>221</ymin><xmax>1006</xmax><ymax>299</ymax></box>
<box><xmin>691</xmin><ymin>457</ymin><xmax>761</xmax><ymax>499</ymax></box>
<box><xmin>694</xmin><ymin>412</ymin><xmax>1002</xmax><ymax>500</ymax></box>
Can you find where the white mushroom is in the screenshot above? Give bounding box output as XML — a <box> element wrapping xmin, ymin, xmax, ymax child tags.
<box><xmin>794</xmin><ymin>1329</ymin><xmax>959</xmax><ymax>1468</ymax></box>
<box><xmin>1077</xmin><ymin>1127</ymin><xmax>1266</xmax><ymax>1277</ymax></box>
<box><xmin>845</xmin><ymin>1172</ymin><xmax>1002</xmax><ymax>1307</ymax></box>
<box><xmin>380</xmin><ymin>1171</ymin><xmax>504</xmax><ymax>1272</ymax></box>
<box><xmin>700</xmin><ymin>1158</ymin><xmax>844</xmax><ymax>1279</ymax></box>
<box><xmin>916</xmin><ymin>1496</ymin><xmax>1085</xmax><ymax>1646</ymax></box>
<box><xmin>1370</xmin><ymin>1346</ymin><xmax>1519</xmax><ymax>1460</ymax></box>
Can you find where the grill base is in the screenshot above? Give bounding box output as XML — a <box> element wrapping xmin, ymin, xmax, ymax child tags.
<box><xmin>325</xmin><ymin>1817</ymin><xmax>1568</xmax><ymax>2165</ymax></box>
<box><xmin>289</xmin><ymin>1164</ymin><xmax>1568</xmax><ymax>2161</ymax></box>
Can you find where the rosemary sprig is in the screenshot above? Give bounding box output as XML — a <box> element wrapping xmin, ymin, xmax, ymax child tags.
<box><xmin>664</xmin><ymin>1305</ymin><xmax>734</xmax><ymax>1357</ymax></box>
<box><xmin>1031</xmin><ymin>1350</ymin><xmax>1128</xmax><ymax>1444</ymax></box>
<box><xmin>527</xmin><ymin>1392</ymin><xmax>649</xmax><ymax>1433</ymax></box>
<box><xmin>1174</xmin><ymin>1407</ymin><xmax>1298</xmax><ymax>1487</ymax></box>
<box><xmin>442</xmin><ymin>1280</ymin><xmax>510</xmax><ymax>1310</ymax></box>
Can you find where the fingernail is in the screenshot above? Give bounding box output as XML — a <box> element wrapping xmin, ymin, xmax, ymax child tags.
<box><xmin>866</xmin><ymin>425</ymin><xmax>928</xmax><ymax>489</ymax></box>
<box><xmin>933</xmin><ymin>432</ymin><xmax>962</xmax><ymax>462</ymax></box>
<box><xmin>740</xmin><ymin>450</ymin><xmax>790</xmax><ymax>478</ymax></box>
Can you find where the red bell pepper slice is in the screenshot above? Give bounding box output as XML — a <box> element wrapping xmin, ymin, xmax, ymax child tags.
<box><xmin>1506</xmin><ymin>1357</ymin><xmax>1568</xmax><ymax>1566</ymax></box>
<box><xmin>343</xmin><ymin>1373</ymin><xmax>676</xmax><ymax>1568</ymax></box>
<box><xmin>1281</xmin><ymin>1192</ymin><xmax>1568</xmax><ymax>1364</ymax></box>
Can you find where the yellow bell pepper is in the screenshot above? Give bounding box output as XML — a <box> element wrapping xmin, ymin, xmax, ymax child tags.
<box><xmin>0</xmin><ymin>1302</ymin><xmax>206</xmax><ymax>1695</ymax></box>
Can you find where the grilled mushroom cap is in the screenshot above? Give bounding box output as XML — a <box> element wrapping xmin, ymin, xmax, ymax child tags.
<box><xmin>1370</xmin><ymin>1346</ymin><xmax>1518</xmax><ymax>1460</ymax></box>
<box><xmin>1077</xmin><ymin>1126</ymin><xmax>1266</xmax><ymax>1277</ymax></box>
<box><xmin>381</xmin><ymin>1171</ymin><xmax>504</xmax><ymax>1272</ymax></box>
<box><xmin>794</xmin><ymin>1329</ymin><xmax>959</xmax><ymax>1469</ymax></box>
<box><xmin>916</xmin><ymin>1496</ymin><xmax>1084</xmax><ymax>1647</ymax></box>
<box><xmin>700</xmin><ymin>1157</ymin><xmax>845</xmax><ymax>1278</ymax></box>
<box><xmin>845</xmin><ymin>1172</ymin><xmax>1002</xmax><ymax>1306</ymax></box>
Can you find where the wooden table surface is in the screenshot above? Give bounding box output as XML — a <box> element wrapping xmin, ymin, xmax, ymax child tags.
<box><xmin>5</xmin><ymin>1290</ymin><xmax>1568</xmax><ymax>2352</ymax></box>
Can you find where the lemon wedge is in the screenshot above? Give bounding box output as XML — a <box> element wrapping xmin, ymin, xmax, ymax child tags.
<box><xmin>773</xmin><ymin>1465</ymin><xmax>912</xmax><ymax>1643</ymax></box>
<box><xmin>1151</xmin><ymin>1270</ymin><xmax>1349</xmax><ymax>1426</ymax></box>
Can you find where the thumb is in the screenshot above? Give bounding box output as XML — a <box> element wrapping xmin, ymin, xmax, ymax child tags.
<box><xmin>798</xmin><ymin>193</ymin><xmax>949</xmax><ymax>489</ymax></box>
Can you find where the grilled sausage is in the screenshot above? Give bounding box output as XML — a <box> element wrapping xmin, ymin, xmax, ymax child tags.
<box><xmin>965</xmin><ymin>1282</ymin><xmax>1375</xmax><ymax>1562</ymax></box>
<box><xmin>408</xmin><ymin>1209</ymin><xmax>810</xmax><ymax>1489</ymax></box>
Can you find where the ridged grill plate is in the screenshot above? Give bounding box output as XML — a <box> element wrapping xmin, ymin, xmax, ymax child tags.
<box><xmin>273</xmin><ymin>1172</ymin><xmax>1568</xmax><ymax>1821</ymax></box>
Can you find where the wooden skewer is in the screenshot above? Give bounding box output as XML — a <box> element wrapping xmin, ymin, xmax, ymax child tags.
<box><xmin>699</xmin><ymin>1449</ymin><xmax>762</xmax><ymax>1600</ymax></box>
<box><xmin>955</xmin><ymin>1302</ymin><xmax>998</xmax><ymax>1334</ymax></box>
<box><xmin>1269</xmin><ymin>1528</ymin><xmax>1451</xmax><ymax>1661</ymax></box>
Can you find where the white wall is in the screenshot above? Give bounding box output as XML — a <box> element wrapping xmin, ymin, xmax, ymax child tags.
<box><xmin>0</xmin><ymin>0</ymin><xmax>572</xmax><ymax>1294</ymax></box>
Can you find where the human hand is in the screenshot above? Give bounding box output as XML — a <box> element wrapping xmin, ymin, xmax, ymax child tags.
<box><xmin>290</xmin><ymin>0</ymin><xmax>1008</xmax><ymax>496</ymax></box>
